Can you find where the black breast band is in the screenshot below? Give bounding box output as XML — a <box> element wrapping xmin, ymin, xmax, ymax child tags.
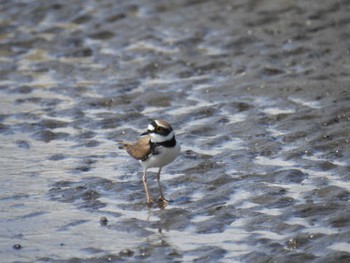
<box><xmin>154</xmin><ymin>136</ymin><xmax>176</xmax><ymax>148</ymax></box>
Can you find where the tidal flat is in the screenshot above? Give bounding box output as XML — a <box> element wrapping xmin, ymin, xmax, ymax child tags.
<box><xmin>1</xmin><ymin>0</ymin><xmax>350</xmax><ymax>262</ymax></box>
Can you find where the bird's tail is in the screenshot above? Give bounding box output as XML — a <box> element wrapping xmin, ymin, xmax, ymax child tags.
<box><xmin>117</xmin><ymin>141</ymin><xmax>130</xmax><ymax>150</ymax></box>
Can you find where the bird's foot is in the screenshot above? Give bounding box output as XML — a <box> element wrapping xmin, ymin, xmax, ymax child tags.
<box><xmin>145</xmin><ymin>196</ymin><xmax>170</xmax><ymax>208</ymax></box>
<box><xmin>146</xmin><ymin>198</ymin><xmax>155</xmax><ymax>207</ymax></box>
<box><xmin>157</xmin><ymin>195</ymin><xmax>169</xmax><ymax>209</ymax></box>
<box><xmin>158</xmin><ymin>195</ymin><xmax>170</xmax><ymax>204</ymax></box>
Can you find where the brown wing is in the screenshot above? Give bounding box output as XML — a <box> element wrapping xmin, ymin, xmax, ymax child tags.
<box><xmin>121</xmin><ymin>135</ymin><xmax>153</xmax><ymax>161</ymax></box>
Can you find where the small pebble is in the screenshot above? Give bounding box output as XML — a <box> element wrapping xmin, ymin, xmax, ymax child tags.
<box><xmin>13</xmin><ymin>244</ymin><xmax>22</xmax><ymax>249</ymax></box>
<box><xmin>100</xmin><ymin>216</ymin><xmax>108</xmax><ymax>226</ymax></box>
<box><xmin>119</xmin><ymin>248</ymin><xmax>134</xmax><ymax>257</ymax></box>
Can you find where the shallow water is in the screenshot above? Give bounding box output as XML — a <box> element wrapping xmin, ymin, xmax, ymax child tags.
<box><xmin>1</xmin><ymin>0</ymin><xmax>350</xmax><ymax>262</ymax></box>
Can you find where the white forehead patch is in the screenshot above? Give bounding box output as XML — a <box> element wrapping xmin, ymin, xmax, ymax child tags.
<box><xmin>148</xmin><ymin>124</ymin><xmax>155</xmax><ymax>131</ymax></box>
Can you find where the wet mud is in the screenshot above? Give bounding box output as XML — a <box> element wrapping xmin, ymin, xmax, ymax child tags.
<box><xmin>1</xmin><ymin>0</ymin><xmax>350</xmax><ymax>262</ymax></box>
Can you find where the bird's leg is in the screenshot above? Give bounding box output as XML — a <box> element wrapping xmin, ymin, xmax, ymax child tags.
<box><xmin>142</xmin><ymin>169</ymin><xmax>153</xmax><ymax>205</ymax></box>
<box><xmin>156</xmin><ymin>167</ymin><xmax>169</xmax><ymax>203</ymax></box>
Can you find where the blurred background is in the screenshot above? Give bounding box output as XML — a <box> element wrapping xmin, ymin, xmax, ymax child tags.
<box><xmin>1</xmin><ymin>0</ymin><xmax>350</xmax><ymax>262</ymax></box>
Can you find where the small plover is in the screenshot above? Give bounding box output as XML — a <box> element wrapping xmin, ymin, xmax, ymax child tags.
<box><xmin>120</xmin><ymin>120</ymin><xmax>181</xmax><ymax>206</ymax></box>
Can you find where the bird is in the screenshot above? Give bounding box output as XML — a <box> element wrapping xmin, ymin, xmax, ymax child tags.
<box><xmin>120</xmin><ymin>120</ymin><xmax>181</xmax><ymax>206</ymax></box>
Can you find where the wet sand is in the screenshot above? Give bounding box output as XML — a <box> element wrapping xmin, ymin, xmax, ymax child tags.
<box><xmin>1</xmin><ymin>0</ymin><xmax>350</xmax><ymax>262</ymax></box>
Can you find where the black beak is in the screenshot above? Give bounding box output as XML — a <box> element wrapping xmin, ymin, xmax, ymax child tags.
<box><xmin>140</xmin><ymin>130</ymin><xmax>149</xmax><ymax>136</ymax></box>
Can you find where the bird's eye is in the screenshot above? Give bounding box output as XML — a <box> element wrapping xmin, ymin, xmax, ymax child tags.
<box><xmin>156</xmin><ymin>126</ymin><xmax>163</xmax><ymax>133</ymax></box>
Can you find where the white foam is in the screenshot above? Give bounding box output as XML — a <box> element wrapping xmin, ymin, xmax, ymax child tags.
<box><xmin>328</xmin><ymin>242</ymin><xmax>350</xmax><ymax>253</ymax></box>
<box><xmin>289</xmin><ymin>97</ymin><xmax>322</xmax><ymax>109</ymax></box>
<box><xmin>255</xmin><ymin>156</ymin><xmax>296</xmax><ymax>167</ymax></box>
<box><xmin>258</xmin><ymin>207</ymin><xmax>283</xmax><ymax>216</ymax></box>
<box><xmin>303</xmin><ymin>154</ymin><xmax>348</xmax><ymax>167</ymax></box>
<box><xmin>125</xmin><ymin>40</ymin><xmax>179</xmax><ymax>54</ymax></box>
<box><xmin>253</xmin><ymin>230</ymin><xmax>286</xmax><ymax>240</ymax></box>
<box><xmin>226</xmin><ymin>189</ymin><xmax>253</xmax><ymax>206</ymax></box>
<box><xmin>165</xmin><ymin>218</ymin><xmax>252</xmax><ymax>261</ymax></box>
<box><xmin>191</xmin><ymin>214</ymin><xmax>215</xmax><ymax>223</ymax></box>
<box><xmin>262</xmin><ymin>107</ymin><xmax>295</xmax><ymax>115</ymax></box>
<box><xmin>266</xmin><ymin>126</ymin><xmax>288</xmax><ymax>137</ymax></box>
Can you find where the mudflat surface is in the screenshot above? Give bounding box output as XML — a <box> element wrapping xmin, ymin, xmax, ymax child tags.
<box><xmin>1</xmin><ymin>0</ymin><xmax>350</xmax><ymax>262</ymax></box>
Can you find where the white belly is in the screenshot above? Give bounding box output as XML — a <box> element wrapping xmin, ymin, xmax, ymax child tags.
<box><xmin>140</xmin><ymin>143</ymin><xmax>181</xmax><ymax>169</ymax></box>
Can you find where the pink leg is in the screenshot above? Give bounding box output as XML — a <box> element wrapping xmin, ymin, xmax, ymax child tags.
<box><xmin>142</xmin><ymin>169</ymin><xmax>153</xmax><ymax>205</ymax></box>
<box><xmin>156</xmin><ymin>167</ymin><xmax>169</xmax><ymax>203</ymax></box>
